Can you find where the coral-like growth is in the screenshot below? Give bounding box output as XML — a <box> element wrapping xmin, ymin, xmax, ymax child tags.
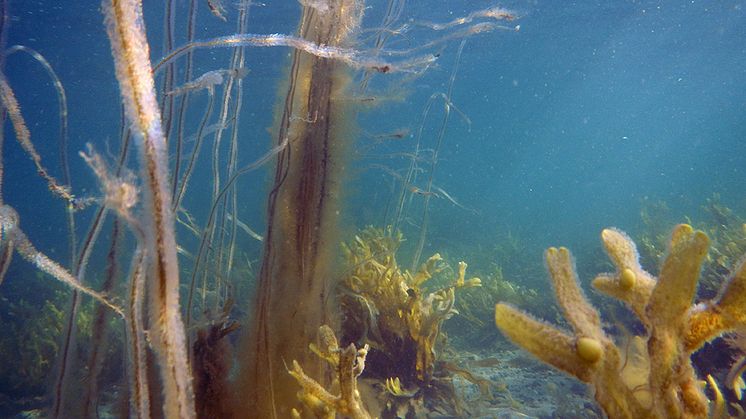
<box><xmin>495</xmin><ymin>224</ymin><xmax>746</xmax><ymax>418</ymax></box>
<box><xmin>289</xmin><ymin>325</ymin><xmax>372</xmax><ymax>419</ymax></box>
<box><xmin>340</xmin><ymin>226</ymin><xmax>480</xmax><ymax>413</ymax></box>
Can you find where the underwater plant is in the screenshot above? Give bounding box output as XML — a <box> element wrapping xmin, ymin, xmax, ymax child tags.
<box><xmin>7</xmin><ymin>0</ymin><xmax>743</xmax><ymax>417</ymax></box>
<box><xmin>638</xmin><ymin>194</ymin><xmax>746</xmax><ymax>299</ymax></box>
<box><xmin>235</xmin><ymin>0</ymin><xmax>366</xmax><ymax>415</ymax></box>
<box><xmin>0</xmin><ymin>284</ymin><xmax>66</xmax><ymax>409</ymax></box>
<box><xmin>450</xmin><ymin>263</ymin><xmax>545</xmax><ymax>348</ymax></box>
<box><xmin>339</xmin><ymin>226</ymin><xmax>481</xmax><ymax>415</ymax></box>
<box><xmin>495</xmin><ymin>224</ymin><xmax>746</xmax><ymax>418</ymax></box>
<box><xmin>0</xmin><ymin>0</ymin><xmax>519</xmax><ymax>416</ymax></box>
<box><xmin>289</xmin><ymin>325</ymin><xmax>372</xmax><ymax>419</ymax></box>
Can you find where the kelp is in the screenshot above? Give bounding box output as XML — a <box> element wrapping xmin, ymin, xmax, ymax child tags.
<box><xmin>0</xmin><ymin>1</ymin><xmax>521</xmax><ymax>417</ymax></box>
<box><xmin>236</xmin><ymin>1</ymin><xmax>364</xmax><ymax>416</ymax></box>
<box><xmin>104</xmin><ymin>0</ymin><xmax>194</xmax><ymax>416</ymax></box>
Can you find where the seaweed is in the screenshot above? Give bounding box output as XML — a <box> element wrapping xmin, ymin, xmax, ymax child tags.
<box><xmin>339</xmin><ymin>226</ymin><xmax>480</xmax><ymax>415</ymax></box>
<box><xmin>0</xmin><ymin>1</ymin><xmax>519</xmax><ymax>416</ymax></box>
<box><xmin>450</xmin><ymin>263</ymin><xmax>545</xmax><ymax>348</ymax></box>
<box><xmin>289</xmin><ymin>325</ymin><xmax>372</xmax><ymax>419</ymax></box>
<box><xmin>638</xmin><ymin>194</ymin><xmax>746</xmax><ymax>299</ymax></box>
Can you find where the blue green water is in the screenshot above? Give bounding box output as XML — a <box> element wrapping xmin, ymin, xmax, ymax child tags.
<box><xmin>5</xmin><ymin>1</ymin><xmax>745</xmax><ymax>265</ymax></box>
<box><xmin>1</xmin><ymin>0</ymin><xmax>745</xmax><ymax>416</ymax></box>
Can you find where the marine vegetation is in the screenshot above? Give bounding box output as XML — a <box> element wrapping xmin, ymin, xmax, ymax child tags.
<box><xmin>449</xmin><ymin>263</ymin><xmax>546</xmax><ymax>348</ymax></box>
<box><xmin>339</xmin><ymin>226</ymin><xmax>481</xmax><ymax>415</ymax></box>
<box><xmin>0</xmin><ymin>284</ymin><xmax>68</xmax><ymax>408</ymax></box>
<box><xmin>0</xmin><ymin>0</ymin><xmax>522</xmax><ymax>416</ymax></box>
<box><xmin>495</xmin><ymin>224</ymin><xmax>746</xmax><ymax>418</ymax></box>
<box><xmin>638</xmin><ymin>194</ymin><xmax>746</xmax><ymax>298</ymax></box>
<box><xmin>289</xmin><ymin>325</ymin><xmax>372</xmax><ymax>419</ymax></box>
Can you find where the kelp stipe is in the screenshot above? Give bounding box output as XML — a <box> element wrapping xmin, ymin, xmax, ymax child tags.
<box><xmin>213</xmin><ymin>1</ymin><xmax>251</xmax><ymax>306</ymax></box>
<box><xmin>2</xmin><ymin>44</ymin><xmax>88</xmax><ymax>419</ymax></box>
<box><xmin>0</xmin><ymin>0</ymin><xmax>526</xmax><ymax>416</ymax></box>
<box><xmin>50</xmin><ymin>198</ymin><xmax>108</xmax><ymax>418</ymax></box>
<box><xmin>0</xmin><ymin>204</ymin><xmax>122</xmax><ymax>316</ymax></box>
<box><xmin>169</xmin><ymin>0</ymin><xmax>198</xmax><ymax>207</ymax></box>
<box><xmin>409</xmin><ymin>39</ymin><xmax>466</xmax><ymax>271</ymax></box>
<box><xmin>74</xmin><ymin>115</ymin><xmax>133</xmax><ymax>417</ymax></box>
<box><xmin>4</xmin><ymin>44</ymin><xmax>75</xmax><ymax>264</ymax></box>
<box><xmin>182</xmin><ymin>0</ymin><xmax>252</xmax><ymax>333</ymax></box>
<box><xmin>79</xmin><ymin>146</ymin><xmax>149</xmax><ymax>418</ymax></box>
<box><xmin>171</xmin><ymin>80</ymin><xmax>216</xmax><ymax>211</ymax></box>
<box><xmin>158</xmin><ymin>0</ymin><xmax>177</xmax><ymax>144</ymax></box>
<box><xmin>1</xmin><ymin>57</ymin><xmax>79</xmax><ymax>416</ymax></box>
<box><xmin>0</xmin><ymin>74</ymin><xmax>77</xmax><ymax>206</ymax></box>
<box><xmin>235</xmin><ymin>0</ymin><xmax>364</xmax><ymax>416</ymax></box>
<box><xmin>0</xmin><ymin>44</ymin><xmax>126</xmax><ymax>417</ymax></box>
<box><xmin>125</xmin><ymin>248</ymin><xmax>150</xmax><ymax>419</ymax></box>
<box><xmin>103</xmin><ymin>0</ymin><xmax>195</xmax><ymax>417</ymax></box>
<box><xmin>154</xmin><ymin>32</ymin><xmax>437</xmax><ymax>75</ymax></box>
<box><xmin>185</xmin><ymin>136</ymin><xmax>289</xmax><ymax>337</ymax></box>
<box><xmin>0</xmin><ymin>73</ymin><xmax>121</xmax><ymax>315</ymax></box>
<box><xmin>80</xmin><ymin>218</ymin><xmax>123</xmax><ymax>419</ymax></box>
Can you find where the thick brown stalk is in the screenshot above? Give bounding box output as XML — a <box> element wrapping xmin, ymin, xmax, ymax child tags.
<box><xmin>103</xmin><ymin>0</ymin><xmax>194</xmax><ymax>417</ymax></box>
<box><xmin>236</xmin><ymin>1</ymin><xmax>363</xmax><ymax>417</ymax></box>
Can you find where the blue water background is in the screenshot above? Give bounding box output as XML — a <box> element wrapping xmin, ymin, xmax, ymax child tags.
<box><xmin>2</xmin><ymin>0</ymin><xmax>745</xmax><ymax>290</ymax></box>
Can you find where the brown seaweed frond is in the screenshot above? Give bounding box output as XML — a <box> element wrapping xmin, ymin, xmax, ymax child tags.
<box><xmin>289</xmin><ymin>325</ymin><xmax>372</xmax><ymax>419</ymax></box>
<box><xmin>340</xmin><ymin>226</ymin><xmax>479</xmax><ymax>416</ymax></box>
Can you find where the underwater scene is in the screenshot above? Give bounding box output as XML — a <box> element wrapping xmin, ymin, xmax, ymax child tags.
<box><xmin>1</xmin><ymin>0</ymin><xmax>745</xmax><ymax>418</ymax></box>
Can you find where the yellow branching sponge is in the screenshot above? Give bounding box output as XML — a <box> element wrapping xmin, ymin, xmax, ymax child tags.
<box><xmin>495</xmin><ymin>224</ymin><xmax>746</xmax><ymax>419</ymax></box>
